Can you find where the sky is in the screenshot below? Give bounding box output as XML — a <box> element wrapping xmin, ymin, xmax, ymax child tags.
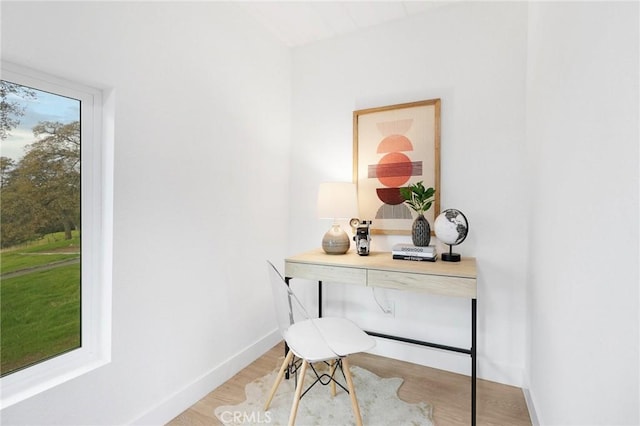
<box><xmin>1</xmin><ymin>84</ymin><xmax>80</xmax><ymax>162</ymax></box>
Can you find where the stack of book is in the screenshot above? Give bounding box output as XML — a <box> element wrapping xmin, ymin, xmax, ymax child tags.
<box><xmin>391</xmin><ymin>243</ymin><xmax>437</xmax><ymax>262</ymax></box>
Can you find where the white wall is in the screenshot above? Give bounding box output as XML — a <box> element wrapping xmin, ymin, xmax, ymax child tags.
<box><xmin>289</xmin><ymin>1</ymin><xmax>529</xmax><ymax>386</ymax></box>
<box><xmin>2</xmin><ymin>2</ymin><xmax>638</xmax><ymax>425</ymax></box>
<box><xmin>1</xmin><ymin>2</ymin><xmax>291</xmax><ymax>425</ymax></box>
<box><xmin>525</xmin><ymin>2</ymin><xmax>639</xmax><ymax>425</ymax></box>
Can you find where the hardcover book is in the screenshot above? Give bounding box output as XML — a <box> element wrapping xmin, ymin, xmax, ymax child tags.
<box><xmin>391</xmin><ymin>244</ymin><xmax>436</xmax><ymax>254</ymax></box>
<box><xmin>392</xmin><ymin>254</ymin><xmax>437</xmax><ymax>262</ymax></box>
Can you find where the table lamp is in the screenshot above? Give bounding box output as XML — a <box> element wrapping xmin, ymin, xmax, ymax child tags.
<box><xmin>317</xmin><ymin>182</ymin><xmax>358</xmax><ymax>254</ymax></box>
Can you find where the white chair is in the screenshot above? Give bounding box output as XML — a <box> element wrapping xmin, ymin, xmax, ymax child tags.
<box><xmin>264</xmin><ymin>261</ymin><xmax>376</xmax><ymax>426</ymax></box>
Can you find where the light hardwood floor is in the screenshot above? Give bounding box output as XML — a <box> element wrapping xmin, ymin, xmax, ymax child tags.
<box><xmin>168</xmin><ymin>342</ymin><xmax>531</xmax><ymax>426</ymax></box>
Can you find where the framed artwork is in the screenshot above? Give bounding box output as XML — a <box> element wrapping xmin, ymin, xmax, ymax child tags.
<box><xmin>353</xmin><ymin>99</ymin><xmax>441</xmax><ymax>235</ymax></box>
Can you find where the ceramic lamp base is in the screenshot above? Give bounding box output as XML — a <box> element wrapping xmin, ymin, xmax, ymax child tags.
<box><xmin>322</xmin><ymin>224</ymin><xmax>350</xmax><ymax>254</ymax></box>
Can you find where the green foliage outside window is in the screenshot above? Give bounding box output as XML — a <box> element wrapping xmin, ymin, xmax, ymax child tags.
<box><xmin>1</xmin><ymin>80</ymin><xmax>81</xmax><ymax>376</ymax></box>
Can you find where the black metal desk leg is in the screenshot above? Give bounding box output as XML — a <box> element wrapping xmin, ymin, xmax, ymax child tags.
<box><xmin>472</xmin><ymin>298</ymin><xmax>477</xmax><ymax>426</ymax></box>
<box><xmin>318</xmin><ymin>281</ymin><xmax>323</xmax><ymax>318</ymax></box>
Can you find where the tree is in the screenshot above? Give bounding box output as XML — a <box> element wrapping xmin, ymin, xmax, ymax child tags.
<box><xmin>0</xmin><ymin>80</ymin><xmax>36</xmax><ymax>140</ymax></box>
<box><xmin>0</xmin><ymin>156</ymin><xmax>15</xmax><ymax>188</ymax></box>
<box><xmin>28</xmin><ymin>121</ymin><xmax>80</xmax><ymax>239</ymax></box>
<box><xmin>1</xmin><ymin>121</ymin><xmax>80</xmax><ymax>246</ymax></box>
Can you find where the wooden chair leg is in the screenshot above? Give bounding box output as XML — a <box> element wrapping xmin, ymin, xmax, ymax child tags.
<box><xmin>342</xmin><ymin>358</ymin><xmax>363</xmax><ymax>426</ymax></box>
<box><xmin>329</xmin><ymin>359</ymin><xmax>337</xmax><ymax>397</ymax></box>
<box><xmin>264</xmin><ymin>350</ymin><xmax>294</xmax><ymax>410</ymax></box>
<box><xmin>288</xmin><ymin>359</ymin><xmax>308</xmax><ymax>426</ymax></box>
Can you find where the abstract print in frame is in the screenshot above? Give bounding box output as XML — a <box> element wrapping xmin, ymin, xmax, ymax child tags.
<box><xmin>353</xmin><ymin>99</ymin><xmax>441</xmax><ymax>235</ymax></box>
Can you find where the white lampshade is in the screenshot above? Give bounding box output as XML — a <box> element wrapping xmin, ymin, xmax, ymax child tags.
<box><xmin>317</xmin><ymin>182</ymin><xmax>358</xmax><ymax>220</ymax></box>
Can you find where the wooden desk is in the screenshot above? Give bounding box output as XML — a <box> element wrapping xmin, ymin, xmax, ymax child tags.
<box><xmin>285</xmin><ymin>249</ymin><xmax>478</xmax><ymax>426</ymax></box>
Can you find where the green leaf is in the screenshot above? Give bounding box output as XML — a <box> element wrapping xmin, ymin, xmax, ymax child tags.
<box><xmin>399</xmin><ymin>180</ymin><xmax>436</xmax><ymax>213</ymax></box>
<box><xmin>399</xmin><ymin>187</ymin><xmax>411</xmax><ymax>201</ymax></box>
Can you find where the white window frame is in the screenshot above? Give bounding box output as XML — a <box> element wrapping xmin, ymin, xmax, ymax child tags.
<box><xmin>0</xmin><ymin>62</ymin><xmax>113</xmax><ymax>409</ymax></box>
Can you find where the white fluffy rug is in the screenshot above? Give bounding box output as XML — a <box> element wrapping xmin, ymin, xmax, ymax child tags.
<box><xmin>214</xmin><ymin>363</ymin><xmax>434</xmax><ymax>426</ymax></box>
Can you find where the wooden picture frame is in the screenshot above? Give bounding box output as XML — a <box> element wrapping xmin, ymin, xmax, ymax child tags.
<box><xmin>353</xmin><ymin>99</ymin><xmax>441</xmax><ymax>235</ymax></box>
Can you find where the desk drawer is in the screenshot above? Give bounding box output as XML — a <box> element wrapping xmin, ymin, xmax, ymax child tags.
<box><xmin>285</xmin><ymin>262</ymin><xmax>367</xmax><ymax>286</ymax></box>
<box><xmin>368</xmin><ymin>270</ymin><xmax>476</xmax><ymax>298</ymax></box>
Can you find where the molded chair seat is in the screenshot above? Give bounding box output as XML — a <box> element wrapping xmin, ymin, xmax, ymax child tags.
<box><xmin>286</xmin><ymin>317</ymin><xmax>375</xmax><ymax>363</ymax></box>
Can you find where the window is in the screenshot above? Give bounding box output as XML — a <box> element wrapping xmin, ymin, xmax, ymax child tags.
<box><xmin>0</xmin><ymin>63</ymin><xmax>112</xmax><ymax>408</ymax></box>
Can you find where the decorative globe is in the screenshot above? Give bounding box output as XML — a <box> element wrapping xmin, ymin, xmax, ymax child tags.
<box><xmin>434</xmin><ymin>209</ymin><xmax>469</xmax><ymax>246</ymax></box>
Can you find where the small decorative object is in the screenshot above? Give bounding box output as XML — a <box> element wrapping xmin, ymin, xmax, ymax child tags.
<box><xmin>351</xmin><ymin>218</ymin><xmax>372</xmax><ymax>256</ymax></box>
<box><xmin>317</xmin><ymin>182</ymin><xmax>359</xmax><ymax>255</ymax></box>
<box><xmin>399</xmin><ymin>181</ymin><xmax>436</xmax><ymax>247</ymax></box>
<box><xmin>434</xmin><ymin>209</ymin><xmax>469</xmax><ymax>262</ymax></box>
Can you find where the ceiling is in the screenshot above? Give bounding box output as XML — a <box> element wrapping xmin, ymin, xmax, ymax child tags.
<box><xmin>238</xmin><ymin>1</ymin><xmax>456</xmax><ymax>47</ymax></box>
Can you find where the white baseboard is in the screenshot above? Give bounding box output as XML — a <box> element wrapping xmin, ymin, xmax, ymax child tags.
<box><xmin>129</xmin><ymin>329</ymin><xmax>281</xmax><ymax>426</ymax></box>
<box><xmin>522</xmin><ymin>387</ymin><xmax>540</xmax><ymax>426</ymax></box>
<box><xmin>129</xmin><ymin>331</ymin><xmax>528</xmax><ymax>425</ymax></box>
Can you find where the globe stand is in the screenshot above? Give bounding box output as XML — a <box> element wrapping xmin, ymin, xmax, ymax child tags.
<box><xmin>442</xmin><ymin>244</ymin><xmax>461</xmax><ymax>262</ymax></box>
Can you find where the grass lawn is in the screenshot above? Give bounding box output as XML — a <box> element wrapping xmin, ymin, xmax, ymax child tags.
<box><xmin>1</xmin><ymin>231</ymin><xmax>80</xmax><ymax>275</ymax></box>
<box><xmin>1</xmin><ymin>233</ymin><xmax>81</xmax><ymax>376</ymax></box>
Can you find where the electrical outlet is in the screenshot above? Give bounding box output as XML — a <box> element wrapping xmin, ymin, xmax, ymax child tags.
<box><xmin>385</xmin><ymin>301</ymin><xmax>395</xmax><ymax>317</ymax></box>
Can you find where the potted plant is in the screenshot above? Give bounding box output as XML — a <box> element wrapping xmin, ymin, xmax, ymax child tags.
<box><xmin>399</xmin><ymin>181</ymin><xmax>436</xmax><ymax>246</ymax></box>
